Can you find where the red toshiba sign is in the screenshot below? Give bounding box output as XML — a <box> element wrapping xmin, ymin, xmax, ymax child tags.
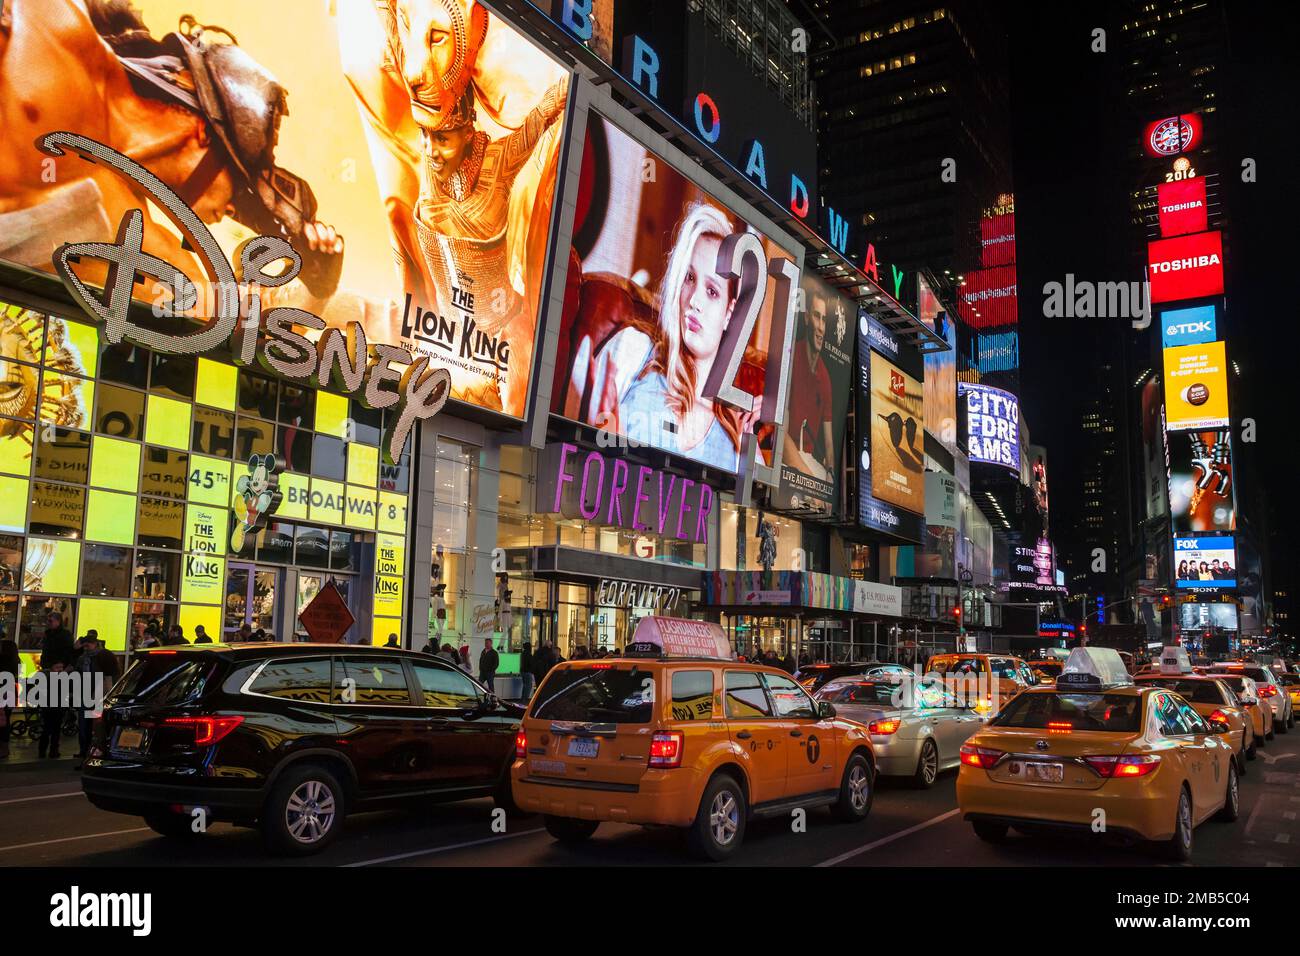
<box><xmin>1147</xmin><ymin>231</ymin><xmax>1224</xmax><ymax>304</ymax></box>
<box><xmin>1157</xmin><ymin>178</ymin><xmax>1208</xmax><ymax>237</ymax></box>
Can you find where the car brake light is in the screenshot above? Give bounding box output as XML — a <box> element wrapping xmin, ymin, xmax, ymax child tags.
<box><xmin>1084</xmin><ymin>754</ymin><xmax>1161</xmax><ymax>778</ymax></box>
<box><xmin>868</xmin><ymin>718</ymin><xmax>901</xmax><ymax>735</ymax></box>
<box><xmin>959</xmin><ymin>744</ymin><xmax>1002</xmax><ymax>769</ymax></box>
<box><xmin>514</xmin><ymin>729</ymin><xmax>527</xmax><ymax>759</ymax></box>
<box><xmin>1258</xmin><ymin>684</ymin><xmax>1278</xmax><ymax>698</ymax></box>
<box><xmin>163</xmin><ymin>715</ymin><xmax>243</xmax><ymax>746</ymax></box>
<box><xmin>648</xmin><ymin>731</ymin><xmax>683</xmax><ymax>769</ymax></box>
<box><xmin>1209</xmin><ymin>709</ymin><xmax>1229</xmax><ymax>725</ymax></box>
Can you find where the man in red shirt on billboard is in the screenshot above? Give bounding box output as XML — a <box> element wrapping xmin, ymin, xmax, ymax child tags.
<box><xmin>782</xmin><ymin>286</ymin><xmax>834</xmax><ymax>479</ymax></box>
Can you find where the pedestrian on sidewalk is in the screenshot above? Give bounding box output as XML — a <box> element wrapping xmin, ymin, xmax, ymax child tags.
<box><xmin>478</xmin><ymin>638</ymin><xmax>499</xmax><ymax>691</ymax></box>
<box><xmin>73</xmin><ymin>631</ymin><xmax>120</xmax><ymax>764</ymax></box>
<box><xmin>0</xmin><ymin>636</ymin><xmax>19</xmax><ymax>759</ymax></box>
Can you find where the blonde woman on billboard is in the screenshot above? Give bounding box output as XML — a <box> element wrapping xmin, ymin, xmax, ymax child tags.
<box><xmin>585</xmin><ymin>202</ymin><xmax>761</xmax><ymax>472</ymax></box>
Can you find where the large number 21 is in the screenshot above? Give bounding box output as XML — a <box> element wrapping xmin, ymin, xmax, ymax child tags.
<box><xmin>700</xmin><ymin>232</ymin><xmax>798</xmax><ymax>425</ymax></box>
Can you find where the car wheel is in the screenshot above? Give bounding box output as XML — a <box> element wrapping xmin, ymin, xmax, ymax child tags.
<box><xmin>833</xmin><ymin>753</ymin><xmax>874</xmax><ymax>822</ymax></box>
<box><xmin>912</xmin><ymin>739</ymin><xmax>939</xmax><ymax>789</ymax></box>
<box><xmin>686</xmin><ymin>773</ymin><xmax>746</xmax><ymax>860</ymax></box>
<box><xmin>143</xmin><ymin>811</ymin><xmax>204</xmax><ymax>839</ymax></box>
<box><xmin>1215</xmin><ymin>762</ymin><xmax>1240</xmax><ymax>822</ymax></box>
<box><xmin>972</xmin><ymin>820</ymin><xmax>1008</xmax><ymax>843</ymax></box>
<box><xmin>1158</xmin><ymin>787</ymin><xmax>1194</xmax><ymax>862</ymax></box>
<box><xmin>543</xmin><ymin>814</ymin><xmax>599</xmax><ymax>844</ymax></box>
<box><xmin>261</xmin><ymin>764</ymin><xmax>344</xmax><ymax>856</ymax></box>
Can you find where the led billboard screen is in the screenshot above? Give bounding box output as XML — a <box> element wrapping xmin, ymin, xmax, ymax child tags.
<box><xmin>1144</xmin><ymin>113</ymin><xmax>1204</xmax><ymax>157</ymax></box>
<box><xmin>1163</xmin><ymin>341</ymin><xmax>1230</xmax><ymax>430</ymax></box>
<box><xmin>856</xmin><ymin>315</ymin><xmax>924</xmax><ymax>542</ymax></box>
<box><xmin>1169</xmin><ymin>429</ymin><xmax>1235</xmax><ymax>535</ymax></box>
<box><xmin>920</xmin><ymin>275</ymin><xmax>957</xmax><ymax>456</ymax></box>
<box><xmin>0</xmin><ymin>1</ymin><xmax>573</xmax><ymax>421</ymax></box>
<box><xmin>549</xmin><ymin>111</ymin><xmax>799</xmax><ymax>473</ymax></box>
<box><xmin>1147</xmin><ymin>232</ymin><xmax>1224</xmax><ymax>304</ymax></box>
<box><xmin>1161</xmin><ymin>304</ymin><xmax>1217</xmax><ymax>349</ymax></box>
<box><xmin>1174</xmin><ymin>534</ymin><xmax>1236</xmax><ymax>590</ymax></box>
<box><xmin>957</xmin><ymin>265</ymin><xmax>1018</xmax><ymax>329</ymax></box>
<box><xmin>1157</xmin><ymin>178</ymin><xmax>1209</xmax><ymax>237</ymax></box>
<box><xmin>960</xmin><ymin>382</ymin><xmax>1020</xmax><ymax>472</ymax></box>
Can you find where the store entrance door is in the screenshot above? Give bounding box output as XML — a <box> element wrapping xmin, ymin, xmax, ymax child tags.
<box><xmin>224</xmin><ymin>562</ymin><xmax>280</xmax><ymax>639</ymax></box>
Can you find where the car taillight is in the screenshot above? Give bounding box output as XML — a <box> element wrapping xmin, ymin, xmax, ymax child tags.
<box><xmin>648</xmin><ymin>731</ymin><xmax>683</xmax><ymax>769</ymax></box>
<box><xmin>959</xmin><ymin>744</ymin><xmax>1002</xmax><ymax>769</ymax></box>
<box><xmin>1083</xmin><ymin>754</ymin><xmax>1161</xmax><ymax>778</ymax></box>
<box><xmin>514</xmin><ymin>729</ymin><xmax>527</xmax><ymax>759</ymax></box>
<box><xmin>868</xmin><ymin>718</ymin><xmax>901</xmax><ymax>735</ymax></box>
<box><xmin>163</xmin><ymin>715</ymin><xmax>243</xmax><ymax>746</ymax></box>
<box><xmin>1258</xmin><ymin>684</ymin><xmax>1278</xmax><ymax>698</ymax></box>
<box><xmin>1209</xmin><ymin>709</ymin><xmax>1229</xmax><ymax>725</ymax></box>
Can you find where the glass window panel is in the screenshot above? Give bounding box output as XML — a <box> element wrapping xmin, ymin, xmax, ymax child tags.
<box><xmin>329</xmin><ymin>529</ymin><xmax>355</xmax><ymax>571</ymax></box>
<box><xmin>82</xmin><ymin>544</ymin><xmax>131</xmax><ymax>597</ymax></box>
<box><xmin>349</xmin><ymin>402</ymin><xmax>382</xmax><ymax>445</ymax></box>
<box><xmin>90</xmin><ymin>435</ymin><xmax>141</xmax><ymax>493</ymax></box>
<box><xmin>0</xmin><ymin>591</ymin><xmax>18</xmax><ymax>643</ymax></box>
<box><xmin>150</xmin><ymin>352</ymin><xmax>197</xmax><ymax>401</ymax></box>
<box><xmin>0</xmin><ymin>305</ymin><xmax>45</xmax><ymax>376</ymax></box>
<box><xmin>377</xmin><ymin>450</ymin><xmax>410</xmax><ymax>494</ymax></box>
<box><xmin>0</xmin><ymin>474</ymin><xmax>27</xmax><ymax>533</ymax></box>
<box><xmin>0</xmin><ymin>533</ymin><xmax>22</xmax><ymax>591</ymax></box>
<box><xmin>141</xmin><ymin>446</ymin><xmax>188</xmax><ymax>499</ymax></box>
<box><xmin>23</xmin><ymin>538</ymin><xmax>80</xmax><ymax>593</ymax></box>
<box><xmin>314</xmin><ymin>390</ymin><xmax>349</xmax><ymax>439</ymax></box>
<box><xmin>138</xmin><ymin>497</ymin><xmax>184</xmax><ymax>550</ymax></box>
<box><xmin>347</xmin><ymin>443</ymin><xmax>378</xmax><ymax>487</ymax></box>
<box><xmin>99</xmin><ymin>341</ymin><xmax>148</xmax><ymax>386</ymax></box>
<box><xmin>0</xmin><ymin>417</ymin><xmax>35</xmax><ymax>476</ymax></box>
<box><xmin>257</xmin><ymin>521</ymin><xmax>295</xmax><ymax>564</ymax></box>
<box><xmin>311</xmin><ymin>434</ymin><xmax>346</xmax><ymax>481</ymax></box>
<box><xmin>132</xmin><ymin>550</ymin><xmax>180</xmax><ymax>602</ymax></box>
<box><xmin>278</xmin><ymin>383</ymin><xmax>315</xmax><ymax>428</ymax></box>
<box><xmin>94</xmin><ymin>383</ymin><xmax>145</xmax><ymax>441</ymax></box>
<box><xmin>431</xmin><ymin>502</ymin><xmax>469</xmax><ymax>550</ymax></box>
<box><xmin>145</xmin><ymin>394</ymin><xmax>191</xmax><ymax>450</ymax></box>
<box><xmin>195</xmin><ymin>358</ymin><xmax>237</xmax><ymax>411</ymax></box>
<box><xmin>237</xmin><ymin>370</ymin><xmax>278</xmax><ymax>420</ymax></box>
<box><xmin>29</xmin><ymin>481</ymin><xmax>85</xmax><ymax>538</ymax></box>
<box><xmin>276</xmin><ymin>424</ymin><xmax>313</xmax><ymax>474</ymax></box>
<box><xmin>294</xmin><ymin>525</ymin><xmax>330</xmax><ymax>568</ymax></box>
<box><xmin>84</xmin><ymin>488</ymin><xmax>137</xmax><ymax>545</ymax></box>
<box><xmin>235</xmin><ymin>418</ymin><xmax>275</xmax><ymax>460</ymax></box>
<box><xmin>33</xmin><ymin>427</ymin><xmax>89</xmax><ymax>483</ymax></box>
<box><xmin>44</xmin><ymin>318</ymin><xmax>99</xmax><ymax>377</ymax></box>
<box><xmin>192</xmin><ymin>406</ymin><xmax>236</xmax><ymax>458</ymax></box>
<box><xmin>18</xmin><ymin>593</ymin><xmax>76</xmax><ymax>650</ymax></box>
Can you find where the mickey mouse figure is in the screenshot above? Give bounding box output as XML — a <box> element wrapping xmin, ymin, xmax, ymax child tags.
<box><xmin>232</xmin><ymin>453</ymin><xmax>284</xmax><ymax>552</ymax></box>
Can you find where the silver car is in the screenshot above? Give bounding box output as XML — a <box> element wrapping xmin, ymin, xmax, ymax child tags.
<box><xmin>1207</xmin><ymin>665</ymin><xmax>1294</xmax><ymax>732</ymax></box>
<box><xmin>813</xmin><ymin>677</ymin><xmax>985</xmax><ymax>787</ymax></box>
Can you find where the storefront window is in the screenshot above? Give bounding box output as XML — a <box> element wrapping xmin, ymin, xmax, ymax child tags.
<box><xmin>720</xmin><ymin>498</ymin><xmax>804</xmax><ymax>571</ymax></box>
<box><xmin>83</xmin><ymin>544</ymin><xmax>131</xmax><ymax>597</ymax></box>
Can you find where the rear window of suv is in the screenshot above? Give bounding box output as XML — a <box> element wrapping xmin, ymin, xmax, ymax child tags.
<box><xmin>110</xmin><ymin>655</ymin><xmax>214</xmax><ymax>706</ymax></box>
<box><xmin>990</xmin><ymin>691</ymin><xmax>1142</xmax><ymax>732</ymax></box>
<box><xmin>1137</xmin><ymin>678</ymin><xmax>1227</xmax><ymax>704</ymax></box>
<box><xmin>533</xmin><ymin>666</ymin><xmax>656</xmax><ymax>724</ymax></box>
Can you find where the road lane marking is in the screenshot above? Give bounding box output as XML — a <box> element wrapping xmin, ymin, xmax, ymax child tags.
<box><xmin>815</xmin><ymin>808</ymin><xmax>961</xmax><ymax>867</ymax></box>
<box><xmin>0</xmin><ymin>828</ymin><xmax>150</xmax><ymax>853</ymax></box>
<box><xmin>344</xmin><ymin>827</ymin><xmax>546</xmax><ymax>867</ymax></box>
<box><xmin>0</xmin><ymin>790</ymin><xmax>84</xmax><ymax>807</ymax></box>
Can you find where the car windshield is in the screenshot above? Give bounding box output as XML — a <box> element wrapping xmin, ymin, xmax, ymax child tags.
<box><xmin>929</xmin><ymin>656</ymin><xmax>985</xmax><ymax>675</ymax></box>
<box><xmin>533</xmin><ymin>666</ymin><xmax>656</xmax><ymax>724</ymax></box>
<box><xmin>1031</xmin><ymin>662</ymin><xmax>1063</xmax><ymax>677</ymax></box>
<box><xmin>1136</xmin><ymin>678</ymin><xmax>1225</xmax><ymax>704</ymax></box>
<box><xmin>990</xmin><ymin>692</ymin><xmax>1142</xmax><ymax>732</ymax></box>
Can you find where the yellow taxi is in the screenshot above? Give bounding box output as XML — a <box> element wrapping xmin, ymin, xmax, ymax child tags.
<box><xmin>957</xmin><ymin>647</ymin><xmax>1239</xmax><ymax>861</ymax></box>
<box><xmin>1134</xmin><ymin>645</ymin><xmax>1255</xmax><ymax>772</ymax></box>
<box><xmin>1201</xmin><ymin>671</ymin><xmax>1274</xmax><ymax>744</ymax></box>
<box><xmin>511</xmin><ymin>617</ymin><xmax>876</xmax><ymax>860</ymax></box>
<box><xmin>926</xmin><ymin>652</ymin><xmax>1039</xmax><ymax>714</ymax></box>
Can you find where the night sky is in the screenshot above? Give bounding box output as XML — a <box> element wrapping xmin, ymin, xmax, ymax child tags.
<box><xmin>1007</xmin><ymin>1</ymin><xmax>1300</xmax><ymax>605</ymax></box>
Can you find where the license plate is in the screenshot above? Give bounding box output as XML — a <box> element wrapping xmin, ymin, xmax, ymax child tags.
<box><xmin>567</xmin><ymin>737</ymin><xmax>599</xmax><ymax>758</ymax></box>
<box><xmin>529</xmin><ymin>759</ymin><xmax>566</xmax><ymax>776</ymax></box>
<box><xmin>1024</xmin><ymin>762</ymin><xmax>1063</xmax><ymax>783</ymax></box>
<box><xmin>116</xmin><ymin>728</ymin><xmax>144</xmax><ymax>751</ymax></box>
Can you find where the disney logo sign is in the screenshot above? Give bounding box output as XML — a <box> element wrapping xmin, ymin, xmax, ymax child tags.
<box><xmin>38</xmin><ymin>132</ymin><xmax>449</xmax><ymax>464</ymax></box>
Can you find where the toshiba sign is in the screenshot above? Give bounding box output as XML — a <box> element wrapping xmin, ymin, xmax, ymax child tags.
<box><xmin>1147</xmin><ymin>231</ymin><xmax>1224</xmax><ymax>304</ymax></box>
<box><xmin>1157</xmin><ymin>178</ymin><xmax>1208</xmax><ymax>237</ymax></box>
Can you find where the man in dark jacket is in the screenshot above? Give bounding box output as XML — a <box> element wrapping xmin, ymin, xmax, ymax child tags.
<box><xmin>478</xmin><ymin>639</ymin><xmax>500</xmax><ymax>691</ymax></box>
<box><xmin>73</xmin><ymin>631</ymin><xmax>120</xmax><ymax>762</ymax></box>
<box><xmin>38</xmin><ymin>612</ymin><xmax>76</xmax><ymax>758</ymax></box>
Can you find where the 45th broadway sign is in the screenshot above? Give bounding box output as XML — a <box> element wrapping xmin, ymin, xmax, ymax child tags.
<box><xmin>37</xmin><ymin>132</ymin><xmax>449</xmax><ymax>464</ymax></box>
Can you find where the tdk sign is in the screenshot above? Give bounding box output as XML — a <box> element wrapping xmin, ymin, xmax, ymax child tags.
<box><xmin>1160</xmin><ymin>304</ymin><xmax>1217</xmax><ymax>349</ymax></box>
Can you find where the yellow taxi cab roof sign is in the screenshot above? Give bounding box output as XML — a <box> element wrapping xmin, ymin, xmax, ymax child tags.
<box><xmin>1158</xmin><ymin>645</ymin><xmax>1194</xmax><ymax>675</ymax></box>
<box><xmin>1058</xmin><ymin>646</ymin><xmax>1133</xmax><ymax>689</ymax></box>
<box><xmin>627</xmin><ymin>617</ymin><xmax>735</xmax><ymax>660</ymax></box>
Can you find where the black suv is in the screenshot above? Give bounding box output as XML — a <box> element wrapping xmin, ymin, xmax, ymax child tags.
<box><xmin>82</xmin><ymin>644</ymin><xmax>523</xmax><ymax>855</ymax></box>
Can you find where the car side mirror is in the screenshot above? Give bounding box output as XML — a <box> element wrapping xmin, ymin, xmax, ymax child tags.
<box><xmin>817</xmin><ymin>701</ymin><xmax>836</xmax><ymax>719</ymax></box>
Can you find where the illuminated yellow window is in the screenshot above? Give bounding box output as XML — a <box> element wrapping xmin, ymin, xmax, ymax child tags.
<box><xmin>179</xmin><ymin>603</ymin><xmax>223</xmax><ymax>643</ymax></box>
<box><xmin>188</xmin><ymin>454</ymin><xmax>232</xmax><ymax>506</ymax></box>
<box><xmin>195</xmin><ymin>358</ymin><xmax>238</xmax><ymax>411</ymax></box>
<box><xmin>0</xmin><ymin>420</ymin><xmax>35</xmax><ymax>477</ymax></box>
<box><xmin>185</xmin><ymin>503</ymin><xmax>228</xmax><ymax>557</ymax></box>
<box><xmin>344</xmin><ymin>485</ymin><xmax>377</xmax><ymax>531</ymax></box>
<box><xmin>23</xmin><ymin>537</ymin><xmax>80</xmax><ymax>593</ymax></box>
<box><xmin>145</xmin><ymin>395</ymin><xmax>193</xmax><ymax>450</ymax></box>
<box><xmin>43</xmin><ymin>319</ymin><xmax>99</xmax><ymax>377</ymax></box>
<box><xmin>314</xmin><ymin>391</ymin><xmax>350</xmax><ymax>440</ymax></box>
<box><xmin>181</xmin><ymin>554</ymin><xmax>225</xmax><ymax>605</ymax></box>
<box><xmin>376</xmin><ymin>533</ymin><xmax>405</xmax><ymax>577</ymax></box>
<box><xmin>373</xmin><ymin>575</ymin><xmax>403</xmax><ymax>618</ymax></box>
<box><xmin>372</xmin><ymin>617</ymin><xmax>402</xmax><ymax>647</ymax></box>
<box><xmin>84</xmin><ymin>489</ymin><xmax>137</xmax><ymax>545</ymax></box>
<box><xmin>40</xmin><ymin>372</ymin><xmax>93</xmax><ymax>427</ymax></box>
<box><xmin>90</xmin><ymin>435</ymin><xmax>141</xmax><ymax>492</ymax></box>
<box><xmin>78</xmin><ymin>597</ymin><xmax>128</xmax><ymax>651</ymax></box>
<box><xmin>277</xmin><ymin>471</ymin><xmax>309</xmax><ymax>520</ymax></box>
<box><xmin>0</xmin><ymin>475</ymin><xmax>27</xmax><ymax>532</ymax></box>
<box><xmin>309</xmin><ymin>478</ymin><xmax>344</xmax><ymax>525</ymax></box>
<box><xmin>377</xmin><ymin>491</ymin><xmax>408</xmax><ymax>533</ymax></box>
<box><xmin>346</xmin><ymin>443</ymin><xmax>378</xmax><ymax>487</ymax></box>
